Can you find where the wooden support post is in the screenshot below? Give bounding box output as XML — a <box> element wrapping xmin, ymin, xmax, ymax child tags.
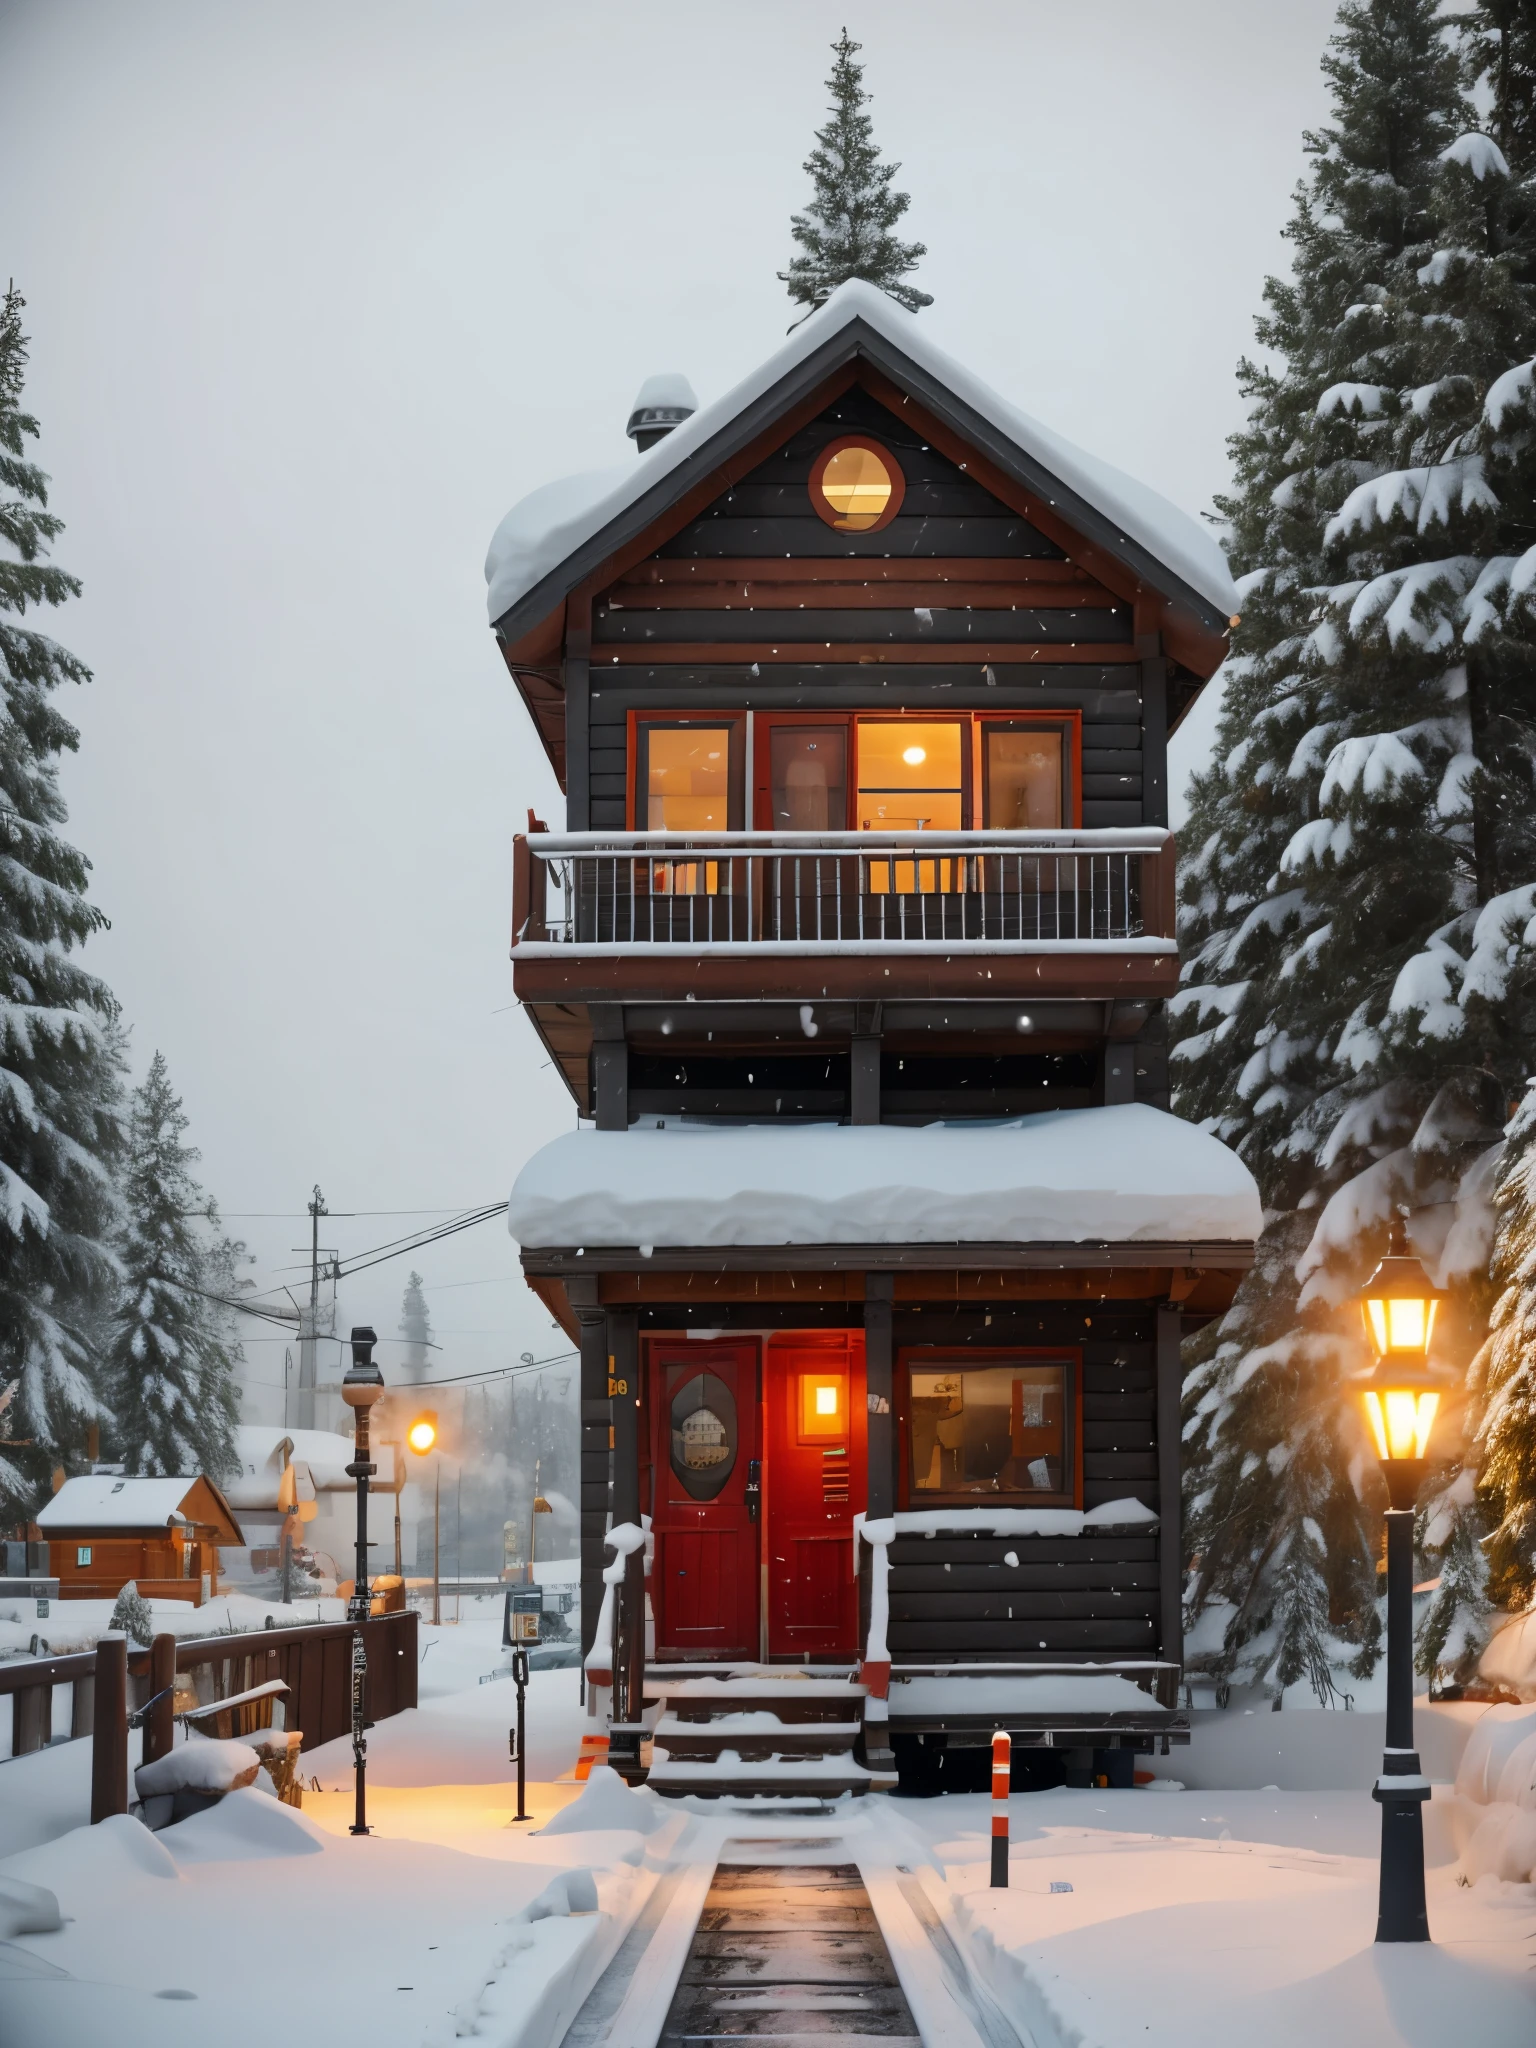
<box><xmin>1155</xmin><ymin>1305</ymin><xmax>1184</xmax><ymax>1678</ymax></box>
<box><xmin>90</xmin><ymin>1631</ymin><xmax>129</xmax><ymax>1823</ymax></box>
<box><xmin>850</xmin><ymin>1036</ymin><xmax>881</xmax><ymax>1125</ymax></box>
<box><xmin>864</xmin><ymin>1273</ymin><xmax>895</xmax><ymax>1521</ymax></box>
<box><xmin>143</xmin><ymin>1633</ymin><xmax>176</xmax><ymax>1768</ymax></box>
<box><xmin>13</xmin><ymin>1679</ymin><xmax>50</xmax><ymax>1755</ymax></box>
<box><xmin>565</xmin><ymin>655</ymin><xmax>591</xmax><ymax>828</ymax></box>
<box><xmin>71</xmin><ymin>1669</ymin><xmax>95</xmax><ymax>1740</ymax></box>
<box><xmin>608</xmin><ymin>1308</ymin><xmax>645</xmax><ymax>1780</ymax></box>
<box><xmin>592</xmin><ymin>1004</ymin><xmax>628</xmax><ymax>1131</ymax></box>
<box><xmin>1139</xmin><ymin>641</ymin><xmax>1169</xmax><ymax>829</ymax></box>
<box><xmin>570</xmin><ymin>1278</ymin><xmax>611</xmax><ymax>1671</ymax></box>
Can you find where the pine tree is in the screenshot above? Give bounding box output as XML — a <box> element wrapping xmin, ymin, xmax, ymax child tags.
<box><xmin>1470</xmin><ymin>1079</ymin><xmax>1536</xmax><ymax>1606</ymax></box>
<box><xmin>398</xmin><ymin>1269</ymin><xmax>432</xmax><ymax>1382</ymax></box>
<box><xmin>1174</xmin><ymin>0</ymin><xmax>1500</xmax><ymax>1697</ymax></box>
<box><xmin>108</xmin><ymin>1579</ymin><xmax>153</xmax><ymax>1646</ymax></box>
<box><xmin>779</xmin><ymin>29</ymin><xmax>931</xmax><ymax>322</ymax></box>
<box><xmin>109</xmin><ymin>1052</ymin><xmax>244</xmax><ymax>1481</ymax></box>
<box><xmin>0</xmin><ymin>284</ymin><xmax>125</xmax><ymax>1519</ymax></box>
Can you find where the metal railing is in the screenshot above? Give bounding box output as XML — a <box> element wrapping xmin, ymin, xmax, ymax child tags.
<box><xmin>513</xmin><ymin>829</ymin><xmax>1173</xmax><ymax>949</ymax></box>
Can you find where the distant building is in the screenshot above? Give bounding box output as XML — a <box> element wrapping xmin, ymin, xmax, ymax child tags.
<box><xmin>35</xmin><ymin>1475</ymin><xmax>244</xmax><ymax>1603</ymax></box>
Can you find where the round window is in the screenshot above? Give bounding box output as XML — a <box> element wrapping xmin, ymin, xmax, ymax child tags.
<box><xmin>670</xmin><ymin>1370</ymin><xmax>738</xmax><ymax>1501</ymax></box>
<box><xmin>809</xmin><ymin>436</ymin><xmax>905</xmax><ymax>534</ymax></box>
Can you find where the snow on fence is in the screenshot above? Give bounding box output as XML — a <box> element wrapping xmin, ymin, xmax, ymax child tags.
<box><xmin>514</xmin><ymin>828</ymin><xmax>1176</xmax><ymax>951</ymax></box>
<box><xmin>0</xmin><ymin>1610</ymin><xmax>418</xmax><ymax>1764</ymax></box>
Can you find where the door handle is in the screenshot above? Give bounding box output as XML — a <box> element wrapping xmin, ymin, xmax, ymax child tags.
<box><xmin>745</xmin><ymin>1459</ymin><xmax>761</xmax><ymax>1523</ymax></box>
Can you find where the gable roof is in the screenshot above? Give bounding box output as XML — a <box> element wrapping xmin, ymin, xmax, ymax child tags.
<box><xmin>485</xmin><ymin>280</ymin><xmax>1238</xmax><ymax>656</ymax></box>
<box><xmin>36</xmin><ymin>1472</ymin><xmax>245</xmax><ymax>1543</ymax></box>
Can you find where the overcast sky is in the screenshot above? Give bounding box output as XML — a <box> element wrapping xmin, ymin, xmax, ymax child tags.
<box><xmin>0</xmin><ymin>0</ymin><xmax>1338</xmax><ymax>1418</ymax></box>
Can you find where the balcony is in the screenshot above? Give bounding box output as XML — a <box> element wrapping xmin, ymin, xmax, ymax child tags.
<box><xmin>513</xmin><ymin>829</ymin><xmax>1176</xmax><ymax>956</ymax></box>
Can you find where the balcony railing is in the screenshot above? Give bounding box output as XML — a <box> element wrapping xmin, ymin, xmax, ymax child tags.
<box><xmin>513</xmin><ymin>830</ymin><xmax>1175</xmax><ymax>951</ymax></box>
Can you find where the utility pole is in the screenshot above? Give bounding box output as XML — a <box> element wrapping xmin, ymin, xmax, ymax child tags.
<box><xmin>296</xmin><ymin>1185</ymin><xmax>326</xmax><ymax>1431</ymax></box>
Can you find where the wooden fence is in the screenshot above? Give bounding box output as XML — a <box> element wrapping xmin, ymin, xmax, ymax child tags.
<box><xmin>0</xmin><ymin>1610</ymin><xmax>419</xmax><ymax>1764</ymax></box>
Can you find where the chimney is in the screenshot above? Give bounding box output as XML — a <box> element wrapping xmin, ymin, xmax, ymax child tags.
<box><xmin>626</xmin><ymin>373</ymin><xmax>697</xmax><ymax>453</ymax></box>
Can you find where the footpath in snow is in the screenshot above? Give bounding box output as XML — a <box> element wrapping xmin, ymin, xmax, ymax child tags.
<box><xmin>0</xmin><ymin>1596</ymin><xmax>1532</xmax><ymax>2048</ymax></box>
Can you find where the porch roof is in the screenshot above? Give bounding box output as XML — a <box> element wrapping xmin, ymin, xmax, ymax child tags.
<box><xmin>508</xmin><ymin>1103</ymin><xmax>1261</xmax><ymax>1253</ymax></box>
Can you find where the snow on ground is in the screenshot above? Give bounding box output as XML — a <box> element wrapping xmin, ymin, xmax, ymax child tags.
<box><xmin>2</xmin><ymin>1590</ymin><xmax>1533</xmax><ymax>2048</ymax></box>
<box><xmin>0</xmin><ymin>1590</ymin><xmax>347</xmax><ymax>1660</ymax></box>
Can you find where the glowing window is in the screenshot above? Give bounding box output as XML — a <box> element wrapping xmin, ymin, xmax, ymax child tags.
<box><xmin>799</xmin><ymin>1372</ymin><xmax>847</xmax><ymax>1439</ymax></box>
<box><xmin>809</xmin><ymin>437</ymin><xmax>905</xmax><ymax>533</ymax></box>
<box><xmin>984</xmin><ymin>727</ymin><xmax>1066</xmax><ymax>829</ymax></box>
<box><xmin>640</xmin><ymin>724</ymin><xmax>737</xmax><ymax>831</ymax></box>
<box><xmin>908</xmin><ymin>1360</ymin><xmax>1071</xmax><ymax>1500</ymax></box>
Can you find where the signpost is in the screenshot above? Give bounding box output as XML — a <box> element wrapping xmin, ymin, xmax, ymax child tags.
<box><xmin>350</xmin><ymin>1628</ymin><xmax>369</xmax><ymax>1836</ymax></box>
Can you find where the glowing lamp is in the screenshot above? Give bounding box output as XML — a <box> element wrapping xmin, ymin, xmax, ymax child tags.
<box><xmin>407</xmin><ymin>1412</ymin><xmax>438</xmax><ymax>1455</ymax></box>
<box><xmin>1356</xmin><ymin>1232</ymin><xmax>1445</xmax><ymax>1511</ymax></box>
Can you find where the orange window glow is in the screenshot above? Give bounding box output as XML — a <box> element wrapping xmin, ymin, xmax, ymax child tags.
<box><xmin>799</xmin><ymin>1373</ymin><xmax>847</xmax><ymax>1438</ymax></box>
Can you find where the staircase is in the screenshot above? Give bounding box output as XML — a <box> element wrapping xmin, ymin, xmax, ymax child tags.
<box><xmin>645</xmin><ymin>1667</ymin><xmax>875</xmax><ymax>1801</ymax></box>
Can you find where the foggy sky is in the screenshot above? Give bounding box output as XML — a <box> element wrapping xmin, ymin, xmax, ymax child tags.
<box><xmin>0</xmin><ymin>0</ymin><xmax>1337</xmax><ymax>1417</ymax></box>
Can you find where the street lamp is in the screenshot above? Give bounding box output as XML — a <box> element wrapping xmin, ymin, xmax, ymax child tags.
<box><xmin>408</xmin><ymin>1410</ymin><xmax>441</xmax><ymax>1626</ymax></box>
<box><xmin>340</xmin><ymin>1325</ymin><xmax>384</xmax><ymax>1837</ymax></box>
<box><xmin>1356</xmin><ymin>1229</ymin><xmax>1445</xmax><ymax>1944</ymax></box>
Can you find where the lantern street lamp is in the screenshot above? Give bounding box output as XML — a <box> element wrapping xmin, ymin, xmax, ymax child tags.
<box><xmin>340</xmin><ymin>1326</ymin><xmax>384</xmax><ymax>1838</ymax></box>
<box><xmin>1357</xmin><ymin>1229</ymin><xmax>1445</xmax><ymax>1944</ymax></box>
<box><xmin>407</xmin><ymin>1410</ymin><xmax>442</xmax><ymax>1625</ymax></box>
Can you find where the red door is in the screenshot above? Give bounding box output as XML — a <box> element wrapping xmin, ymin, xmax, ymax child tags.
<box><xmin>766</xmin><ymin>1333</ymin><xmax>866</xmax><ymax>1658</ymax></box>
<box><xmin>649</xmin><ymin>1340</ymin><xmax>760</xmax><ymax>1661</ymax></box>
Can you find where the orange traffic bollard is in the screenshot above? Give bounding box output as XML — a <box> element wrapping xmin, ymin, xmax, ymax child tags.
<box><xmin>574</xmin><ymin>1731</ymin><xmax>610</xmax><ymax>1782</ymax></box>
<box><xmin>990</xmin><ymin>1728</ymin><xmax>1010</xmax><ymax>1888</ymax></box>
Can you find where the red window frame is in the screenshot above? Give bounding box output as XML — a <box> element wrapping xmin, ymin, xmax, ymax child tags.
<box><xmin>808</xmin><ymin>434</ymin><xmax>907</xmax><ymax>535</ymax></box>
<box><xmin>749</xmin><ymin>711</ymin><xmax>1082</xmax><ymax>831</ymax></box>
<box><xmin>895</xmin><ymin>1345</ymin><xmax>1084</xmax><ymax>1511</ymax></box>
<box><xmin>627</xmin><ymin>709</ymin><xmax>748</xmax><ymax>832</ymax></box>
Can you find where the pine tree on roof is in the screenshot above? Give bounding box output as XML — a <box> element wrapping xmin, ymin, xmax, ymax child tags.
<box><xmin>399</xmin><ymin>1268</ymin><xmax>433</xmax><ymax>1382</ymax></box>
<box><xmin>0</xmin><ymin>282</ymin><xmax>125</xmax><ymax>1518</ymax></box>
<box><xmin>779</xmin><ymin>29</ymin><xmax>931</xmax><ymax>323</ymax></box>
<box><xmin>109</xmin><ymin>1051</ymin><xmax>244</xmax><ymax>1481</ymax></box>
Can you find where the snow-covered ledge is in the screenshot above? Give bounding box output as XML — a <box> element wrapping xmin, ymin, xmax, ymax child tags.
<box><xmin>509</xmin><ymin>1104</ymin><xmax>1262</xmax><ymax>1251</ymax></box>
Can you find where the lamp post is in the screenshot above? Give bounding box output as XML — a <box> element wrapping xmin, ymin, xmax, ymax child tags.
<box><xmin>1356</xmin><ymin>1229</ymin><xmax>1444</xmax><ymax>1945</ymax></box>
<box><xmin>407</xmin><ymin>1411</ymin><xmax>439</xmax><ymax>1624</ymax></box>
<box><xmin>341</xmin><ymin>1325</ymin><xmax>384</xmax><ymax>1837</ymax></box>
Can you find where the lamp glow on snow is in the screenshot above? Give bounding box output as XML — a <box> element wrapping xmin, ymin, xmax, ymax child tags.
<box><xmin>407</xmin><ymin>1412</ymin><xmax>438</xmax><ymax>1455</ymax></box>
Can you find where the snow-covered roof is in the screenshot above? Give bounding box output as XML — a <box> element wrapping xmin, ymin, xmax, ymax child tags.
<box><xmin>485</xmin><ymin>280</ymin><xmax>1238</xmax><ymax>639</ymax></box>
<box><xmin>508</xmin><ymin>1103</ymin><xmax>1261</xmax><ymax>1251</ymax></box>
<box><xmin>38</xmin><ymin>1475</ymin><xmax>216</xmax><ymax>1531</ymax></box>
<box><xmin>223</xmin><ymin>1427</ymin><xmax>365</xmax><ymax>1508</ymax></box>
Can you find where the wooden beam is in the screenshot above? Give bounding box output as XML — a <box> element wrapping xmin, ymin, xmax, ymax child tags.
<box><xmin>866</xmin><ymin>1273</ymin><xmax>895</xmax><ymax>1521</ymax></box>
<box><xmin>590</xmin><ymin>641</ymin><xmax>1135</xmax><ymax>666</ymax></box>
<box><xmin>615</xmin><ymin>556</ymin><xmax>1098</xmax><ymax>589</ymax></box>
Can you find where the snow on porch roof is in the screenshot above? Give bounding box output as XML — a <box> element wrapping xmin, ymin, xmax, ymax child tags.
<box><xmin>484</xmin><ymin>279</ymin><xmax>1239</xmax><ymax>641</ymax></box>
<box><xmin>507</xmin><ymin>1103</ymin><xmax>1262</xmax><ymax>1252</ymax></box>
<box><xmin>36</xmin><ymin>1474</ymin><xmax>244</xmax><ymax>1541</ymax></box>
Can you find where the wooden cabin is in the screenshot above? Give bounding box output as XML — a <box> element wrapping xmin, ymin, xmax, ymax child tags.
<box><xmin>491</xmin><ymin>282</ymin><xmax>1261</xmax><ymax>1796</ymax></box>
<box><xmin>35</xmin><ymin>1474</ymin><xmax>243</xmax><ymax>1604</ymax></box>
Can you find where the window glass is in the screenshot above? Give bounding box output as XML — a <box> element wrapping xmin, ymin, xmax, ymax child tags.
<box><xmin>640</xmin><ymin>725</ymin><xmax>735</xmax><ymax>830</ymax></box>
<box><xmin>669</xmin><ymin>1369</ymin><xmax>738</xmax><ymax>1501</ymax></box>
<box><xmin>984</xmin><ymin>727</ymin><xmax>1065</xmax><ymax>829</ymax></box>
<box><xmin>816</xmin><ymin>443</ymin><xmax>896</xmax><ymax>531</ymax></box>
<box><xmin>908</xmin><ymin>1360</ymin><xmax>1067</xmax><ymax>1497</ymax></box>
<box><xmin>769</xmin><ymin>724</ymin><xmax>848</xmax><ymax>830</ymax></box>
<box><xmin>856</xmin><ymin>721</ymin><xmax>964</xmax><ymax>831</ymax></box>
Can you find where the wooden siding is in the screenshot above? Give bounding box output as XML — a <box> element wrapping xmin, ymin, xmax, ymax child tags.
<box><xmin>582</xmin><ymin>388</ymin><xmax>1152</xmax><ymax>831</ymax></box>
<box><xmin>885</xmin><ymin>1303</ymin><xmax>1165</xmax><ymax>1662</ymax></box>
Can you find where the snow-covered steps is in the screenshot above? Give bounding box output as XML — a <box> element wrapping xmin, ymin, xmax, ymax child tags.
<box><xmin>645</xmin><ymin>1669</ymin><xmax>874</xmax><ymax>1801</ymax></box>
<box><xmin>658</xmin><ymin>1862</ymin><xmax>921</xmax><ymax>2046</ymax></box>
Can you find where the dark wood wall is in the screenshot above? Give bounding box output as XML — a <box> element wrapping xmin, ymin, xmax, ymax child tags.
<box><xmin>887</xmin><ymin>1302</ymin><xmax>1164</xmax><ymax>1663</ymax></box>
<box><xmin>580</xmin><ymin>390</ymin><xmax>1151</xmax><ymax>833</ymax></box>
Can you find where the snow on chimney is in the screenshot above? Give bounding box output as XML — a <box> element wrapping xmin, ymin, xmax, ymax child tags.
<box><xmin>626</xmin><ymin>373</ymin><xmax>697</xmax><ymax>453</ymax></box>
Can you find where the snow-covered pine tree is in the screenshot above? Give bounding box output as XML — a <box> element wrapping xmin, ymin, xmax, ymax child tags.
<box><xmin>778</xmin><ymin>29</ymin><xmax>930</xmax><ymax>322</ymax></box>
<box><xmin>1469</xmin><ymin>1078</ymin><xmax>1536</xmax><ymax>1609</ymax></box>
<box><xmin>108</xmin><ymin>1580</ymin><xmax>153</xmax><ymax>1646</ymax></box>
<box><xmin>1175</xmin><ymin>0</ymin><xmax>1487</xmax><ymax>1698</ymax></box>
<box><xmin>0</xmin><ymin>284</ymin><xmax>125</xmax><ymax>1519</ymax></box>
<box><xmin>398</xmin><ymin>1269</ymin><xmax>433</xmax><ymax>1382</ymax></box>
<box><xmin>109</xmin><ymin>1051</ymin><xmax>243</xmax><ymax>1481</ymax></box>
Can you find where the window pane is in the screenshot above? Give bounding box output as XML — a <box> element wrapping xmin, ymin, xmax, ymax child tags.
<box><xmin>770</xmin><ymin>725</ymin><xmax>847</xmax><ymax>830</ymax></box>
<box><xmin>909</xmin><ymin>1361</ymin><xmax>1067</xmax><ymax>1496</ymax></box>
<box><xmin>818</xmin><ymin>443</ymin><xmax>895</xmax><ymax>531</ymax></box>
<box><xmin>643</xmin><ymin>726</ymin><xmax>734</xmax><ymax>831</ymax></box>
<box><xmin>669</xmin><ymin>1368</ymin><xmax>738</xmax><ymax>1502</ymax></box>
<box><xmin>856</xmin><ymin>721</ymin><xmax>963</xmax><ymax>831</ymax></box>
<box><xmin>985</xmin><ymin>728</ymin><xmax>1064</xmax><ymax>828</ymax></box>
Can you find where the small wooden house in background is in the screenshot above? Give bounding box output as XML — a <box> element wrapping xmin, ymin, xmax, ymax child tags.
<box><xmin>34</xmin><ymin>1474</ymin><xmax>244</xmax><ymax>1603</ymax></box>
